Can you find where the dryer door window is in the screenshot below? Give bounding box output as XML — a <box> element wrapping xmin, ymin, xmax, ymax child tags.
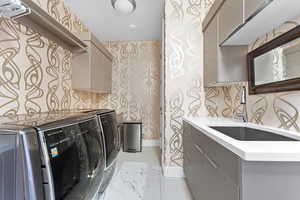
<box><xmin>43</xmin><ymin>118</ymin><xmax>105</xmax><ymax>200</ymax></box>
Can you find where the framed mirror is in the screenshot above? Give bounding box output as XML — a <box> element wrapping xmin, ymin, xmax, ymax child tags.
<box><xmin>248</xmin><ymin>25</ymin><xmax>300</xmax><ymax>94</ymax></box>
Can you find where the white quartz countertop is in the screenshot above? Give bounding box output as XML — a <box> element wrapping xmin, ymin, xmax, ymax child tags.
<box><xmin>183</xmin><ymin>117</ymin><xmax>300</xmax><ymax>162</ymax></box>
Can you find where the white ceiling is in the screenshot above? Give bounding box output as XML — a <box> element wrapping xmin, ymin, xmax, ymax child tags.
<box><xmin>65</xmin><ymin>0</ymin><xmax>163</xmax><ymax>42</ymax></box>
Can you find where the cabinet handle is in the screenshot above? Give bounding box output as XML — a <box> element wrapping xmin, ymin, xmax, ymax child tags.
<box><xmin>194</xmin><ymin>144</ymin><xmax>219</xmax><ymax>169</ymax></box>
<box><xmin>204</xmin><ymin>153</ymin><xmax>219</xmax><ymax>169</ymax></box>
<box><xmin>194</xmin><ymin>144</ymin><xmax>204</xmax><ymax>154</ymax></box>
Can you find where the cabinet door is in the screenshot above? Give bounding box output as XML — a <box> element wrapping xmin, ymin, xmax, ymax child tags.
<box><xmin>183</xmin><ymin>123</ymin><xmax>193</xmax><ymax>162</ymax></box>
<box><xmin>192</xmin><ymin>129</ymin><xmax>239</xmax><ymax>200</ymax></box>
<box><xmin>204</xmin><ymin>16</ymin><xmax>218</xmax><ymax>87</ymax></box>
<box><xmin>219</xmin><ymin>0</ymin><xmax>244</xmax><ymax>44</ymax></box>
<box><xmin>183</xmin><ymin>123</ymin><xmax>198</xmax><ymax>186</ymax></box>
<box><xmin>201</xmin><ymin>152</ymin><xmax>239</xmax><ymax>200</ymax></box>
<box><xmin>72</xmin><ymin>47</ymin><xmax>91</xmax><ymax>90</ymax></box>
<box><xmin>183</xmin><ymin>122</ymin><xmax>193</xmax><ymax>177</ymax></box>
<box><xmin>244</xmin><ymin>0</ymin><xmax>271</xmax><ymax>21</ymax></box>
<box><xmin>189</xmin><ymin>143</ymin><xmax>210</xmax><ymax>200</ymax></box>
<box><xmin>191</xmin><ymin>126</ymin><xmax>240</xmax><ymax>185</ymax></box>
<box><xmin>183</xmin><ymin>123</ymin><xmax>202</xmax><ymax>200</ymax></box>
<box><xmin>90</xmin><ymin>44</ymin><xmax>112</xmax><ymax>93</ymax></box>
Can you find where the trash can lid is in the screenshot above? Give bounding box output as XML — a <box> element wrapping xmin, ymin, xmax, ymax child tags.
<box><xmin>123</xmin><ymin>121</ymin><xmax>142</xmax><ymax>124</ymax></box>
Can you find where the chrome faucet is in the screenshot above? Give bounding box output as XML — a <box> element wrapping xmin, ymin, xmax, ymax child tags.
<box><xmin>234</xmin><ymin>86</ymin><xmax>248</xmax><ymax>122</ymax></box>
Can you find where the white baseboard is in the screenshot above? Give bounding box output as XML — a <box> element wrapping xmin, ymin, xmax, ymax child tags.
<box><xmin>163</xmin><ymin>166</ymin><xmax>185</xmax><ymax>178</ymax></box>
<box><xmin>143</xmin><ymin>139</ymin><xmax>161</xmax><ymax>147</ymax></box>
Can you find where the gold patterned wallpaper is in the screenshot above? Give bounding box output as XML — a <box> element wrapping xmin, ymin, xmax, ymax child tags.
<box><xmin>0</xmin><ymin>0</ymin><xmax>161</xmax><ymax>140</ymax></box>
<box><xmin>0</xmin><ymin>0</ymin><xmax>101</xmax><ymax>117</ymax></box>
<box><xmin>0</xmin><ymin>8</ymin><xmax>90</xmax><ymax>117</ymax></box>
<box><xmin>101</xmin><ymin>41</ymin><xmax>161</xmax><ymax>140</ymax></box>
<box><xmin>164</xmin><ymin>0</ymin><xmax>213</xmax><ymax>167</ymax></box>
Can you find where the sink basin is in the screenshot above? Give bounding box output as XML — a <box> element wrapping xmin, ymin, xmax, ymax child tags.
<box><xmin>209</xmin><ymin>126</ymin><xmax>298</xmax><ymax>141</ymax></box>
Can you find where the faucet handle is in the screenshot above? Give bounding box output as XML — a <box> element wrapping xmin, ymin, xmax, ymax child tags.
<box><xmin>234</xmin><ymin>113</ymin><xmax>246</xmax><ymax>122</ymax></box>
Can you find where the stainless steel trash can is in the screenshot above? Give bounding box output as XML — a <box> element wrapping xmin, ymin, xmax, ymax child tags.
<box><xmin>123</xmin><ymin>122</ymin><xmax>142</xmax><ymax>153</ymax></box>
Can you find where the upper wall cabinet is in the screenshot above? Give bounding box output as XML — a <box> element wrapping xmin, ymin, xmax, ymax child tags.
<box><xmin>72</xmin><ymin>33</ymin><xmax>113</xmax><ymax>93</ymax></box>
<box><xmin>204</xmin><ymin>16</ymin><xmax>218</xmax><ymax>86</ymax></box>
<box><xmin>203</xmin><ymin>0</ymin><xmax>300</xmax><ymax>87</ymax></box>
<box><xmin>218</xmin><ymin>0</ymin><xmax>244</xmax><ymax>45</ymax></box>
<box><xmin>222</xmin><ymin>0</ymin><xmax>300</xmax><ymax>45</ymax></box>
<box><xmin>203</xmin><ymin>0</ymin><xmax>248</xmax><ymax>87</ymax></box>
<box><xmin>203</xmin><ymin>12</ymin><xmax>248</xmax><ymax>87</ymax></box>
<box><xmin>244</xmin><ymin>0</ymin><xmax>271</xmax><ymax>21</ymax></box>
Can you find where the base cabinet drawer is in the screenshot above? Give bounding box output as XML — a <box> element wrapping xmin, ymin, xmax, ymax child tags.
<box><xmin>193</xmin><ymin>143</ymin><xmax>239</xmax><ymax>200</ymax></box>
<box><xmin>191</xmin><ymin>125</ymin><xmax>240</xmax><ymax>185</ymax></box>
<box><xmin>183</xmin><ymin>122</ymin><xmax>240</xmax><ymax>200</ymax></box>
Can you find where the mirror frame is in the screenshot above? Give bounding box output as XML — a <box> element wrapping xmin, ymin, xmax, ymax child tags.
<box><xmin>247</xmin><ymin>25</ymin><xmax>300</xmax><ymax>95</ymax></box>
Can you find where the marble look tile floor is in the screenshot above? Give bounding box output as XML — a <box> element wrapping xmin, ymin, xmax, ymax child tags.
<box><xmin>102</xmin><ymin>147</ymin><xmax>193</xmax><ymax>200</ymax></box>
<box><xmin>103</xmin><ymin>162</ymin><xmax>147</xmax><ymax>200</ymax></box>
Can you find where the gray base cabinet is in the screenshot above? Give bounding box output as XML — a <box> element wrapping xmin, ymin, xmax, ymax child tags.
<box><xmin>240</xmin><ymin>162</ymin><xmax>300</xmax><ymax>200</ymax></box>
<box><xmin>183</xmin><ymin>121</ymin><xmax>300</xmax><ymax>200</ymax></box>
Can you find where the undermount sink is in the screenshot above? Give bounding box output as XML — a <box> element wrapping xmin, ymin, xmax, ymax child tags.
<box><xmin>209</xmin><ymin>126</ymin><xmax>298</xmax><ymax>141</ymax></box>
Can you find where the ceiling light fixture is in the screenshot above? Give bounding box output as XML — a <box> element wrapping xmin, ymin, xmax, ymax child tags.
<box><xmin>111</xmin><ymin>0</ymin><xmax>136</xmax><ymax>14</ymax></box>
<box><xmin>129</xmin><ymin>24</ymin><xmax>136</xmax><ymax>29</ymax></box>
